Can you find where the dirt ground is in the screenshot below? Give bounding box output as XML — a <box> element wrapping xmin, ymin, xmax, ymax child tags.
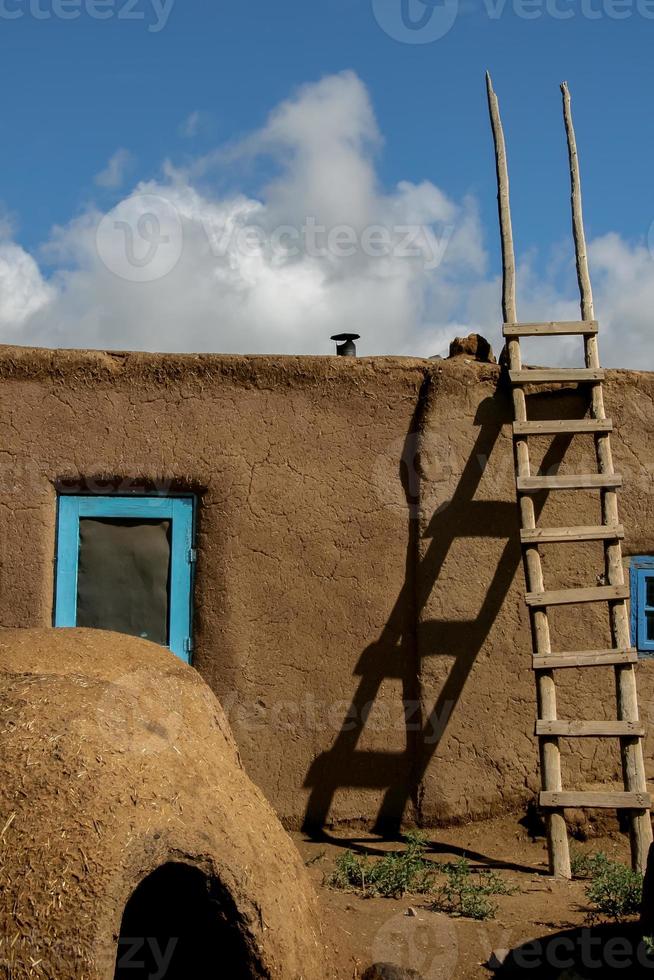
<box><xmin>294</xmin><ymin>814</ymin><xmax>653</xmax><ymax>979</ymax></box>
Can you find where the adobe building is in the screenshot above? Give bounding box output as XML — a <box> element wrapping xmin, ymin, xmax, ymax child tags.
<box><xmin>0</xmin><ymin>341</ymin><xmax>653</xmax><ymax>833</ymax></box>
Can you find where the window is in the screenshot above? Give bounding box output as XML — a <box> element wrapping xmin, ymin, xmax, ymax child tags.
<box><xmin>630</xmin><ymin>557</ymin><xmax>654</xmax><ymax>656</ymax></box>
<box><xmin>55</xmin><ymin>495</ymin><xmax>195</xmax><ymax>663</ymax></box>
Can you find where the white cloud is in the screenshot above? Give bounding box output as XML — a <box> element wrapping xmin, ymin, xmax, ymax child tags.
<box><xmin>94</xmin><ymin>149</ymin><xmax>133</xmax><ymax>190</ymax></box>
<box><xmin>465</xmin><ymin>238</ymin><xmax>654</xmax><ymax>370</ymax></box>
<box><xmin>179</xmin><ymin>111</ymin><xmax>202</xmax><ymax>139</ymax></box>
<box><xmin>586</xmin><ymin>233</ymin><xmax>654</xmax><ymax>368</ymax></box>
<box><xmin>0</xmin><ymin>71</ymin><xmax>653</xmax><ymax>366</ymax></box>
<box><xmin>0</xmin><ymin>241</ymin><xmax>53</xmax><ymax>335</ymax></box>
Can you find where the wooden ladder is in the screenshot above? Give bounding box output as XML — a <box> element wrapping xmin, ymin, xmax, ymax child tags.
<box><xmin>487</xmin><ymin>75</ymin><xmax>653</xmax><ymax>877</ymax></box>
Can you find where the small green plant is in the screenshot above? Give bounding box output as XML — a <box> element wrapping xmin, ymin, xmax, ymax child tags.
<box><xmin>571</xmin><ymin>850</ymin><xmax>612</xmax><ymax>880</ymax></box>
<box><xmin>586</xmin><ymin>862</ymin><xmax>643</xmax><ymax>923</ymax></box>
<box><xmin>326</xmin><ymin>832</ymin><xmax>435</xmax><ymax>898</ymax></box>
<box><xmin>644</xmin><ymin>936</ymin><xmax>654</xmax><ymax>956</ymax></box>
<box><xmin>327</xmin><ymin>848</ymin><xmax>371</xmax><ymax>891</ymax></box>
<box><xmin>572</xmin><ymin>851</ymin><xmax>643</xmax><ymax>922</ymax></box>
<box><xmin>431</xmin><ymin>857</ymin><xmax>516</xmax><ymax>921</ymax></box>
<box><xmin>327</xmin><ymin>838</ymin><xmax>517</xmax><ymax>917</ymax></box>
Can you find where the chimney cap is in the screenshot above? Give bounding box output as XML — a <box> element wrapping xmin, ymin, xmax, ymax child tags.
<box><xmin>331</xmin><ymin>332</ymin><xmax>360</xmax><ymax>357</ymax></box>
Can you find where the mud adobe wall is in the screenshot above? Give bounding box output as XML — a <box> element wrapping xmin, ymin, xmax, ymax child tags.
<box><xmin>0</xmin><ymin>345</ymin><xmax>653</xmax><ymax>830</ymax></box>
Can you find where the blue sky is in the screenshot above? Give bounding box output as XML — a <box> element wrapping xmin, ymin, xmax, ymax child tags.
<box><xmin>0</xmin><ymin>0</ymin><xmax>653</xmax><ymax>360</ymax></box>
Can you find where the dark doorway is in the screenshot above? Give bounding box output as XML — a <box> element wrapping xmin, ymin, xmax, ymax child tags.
<box><xmin>113</xmin><ymin>862</ymin><xmax>260</xmax><ymax>980</ymax></box>
<box><xmin>77</xmin><ymin>518</ymin><xmax>171</xmax><ymax>645</ymax></box>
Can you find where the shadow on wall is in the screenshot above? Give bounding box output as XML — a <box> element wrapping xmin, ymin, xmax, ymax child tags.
<box><xmin>114</xmin><ymin>863</ymin><xmax>262</xmax><ymax>980</ymax></box>
<box><xmin>303</xmin><ymin>376</ymin><xmax>577</xmax><ymax>835</ymax></box>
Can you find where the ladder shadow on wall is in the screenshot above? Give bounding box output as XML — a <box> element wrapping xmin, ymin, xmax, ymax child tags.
<box><xmin>303</xmin><ymin>377</ymin><xmax>576</xmax><ymax>837</ymax></box>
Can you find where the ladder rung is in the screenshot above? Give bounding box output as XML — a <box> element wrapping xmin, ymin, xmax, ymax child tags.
<box><xmin>540</xmin><ymin>791</ymin><xmax>650</xmax><ymax>809</ymax></box>
<box><xmin>536</xmin><ymin>720</ymin><xmax>644</xmax><ymax>738</ymax></box>
<box><xmin>517</xmin><ymin>474</ymin><xmax>622</xmax><ymax>492</ymax></box>
<box><xmin>510</xmin><ymin>368</ymin><xmax>604</xmax><ymax>384</ymax></box>
<box><xmin>532</xmin><ymin>649</ymin><xmax>638</xmax><ymax>670</ymax></box>
<box><xmin>513</xmin><ymin>419</ymin><xmax>613</xmax><ymax>436</ymax></box>
<box><xmin>525</xmin><ymin>585</ymin><xmax>629</xmax><ymax>607</ymax></box>
<box><xmin>521</xmin><ymin>525</ymin><xmax>624</xmax><ymax>544</ymax></box>
<box><xmin>503</xmin><ymin>320</ymin><xmax>598</xmax><ymax>337</ymax></box>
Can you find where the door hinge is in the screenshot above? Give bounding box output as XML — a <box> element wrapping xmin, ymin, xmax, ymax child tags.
<box><xmin>184</xmin><ymin>637</ymin><xmax>194</xmax><ymax>655</ymax></box>
<box><xmin>188</xmin><ymin>548</ymin><xmax>197</xmax><ymax>564</ymax></box>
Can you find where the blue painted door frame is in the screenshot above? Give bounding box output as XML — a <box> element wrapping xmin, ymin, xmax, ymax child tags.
<box><xmin>630</xmin><ymin>556</ymin><xmax>654</xmax><ymax>657</ymax></box>
<box><xmin>55</xmin><ymin>495</ymin><xmax>195</xmax><ymax>663</ymax></box>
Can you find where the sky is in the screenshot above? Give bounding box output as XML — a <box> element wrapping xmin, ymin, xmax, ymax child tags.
<box><xmin>0</xmin><ymin>0</ymin><xmax>653</xmax><ymax>364</ymax></box>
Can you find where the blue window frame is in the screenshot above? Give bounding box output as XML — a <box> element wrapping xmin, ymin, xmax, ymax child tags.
<box><xmin>630</xmin><ymin>557</ymin><xmax>654</xmax><ymax>656</ymax></box>
<box><xmin>55</xmin><ymin>495</ymin><xmax>195</xmax><ymax>663</ymax></box>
